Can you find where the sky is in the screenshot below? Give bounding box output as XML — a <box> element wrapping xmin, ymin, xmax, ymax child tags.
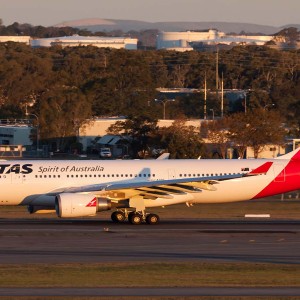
<box><xmin>1</xmin><ymin>0</ymin><xmax>299</xmax><ymax>27</ymax></box>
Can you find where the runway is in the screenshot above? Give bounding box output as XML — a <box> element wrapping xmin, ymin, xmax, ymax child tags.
<box><xmin>1</xmin><ymin>218</ymin><xmax>300</xmax><ymax>264</ymax></box>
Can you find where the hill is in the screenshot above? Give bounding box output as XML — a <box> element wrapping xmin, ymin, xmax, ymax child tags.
<box><xmin>54</xmin><ymin>18</ymin><xmax>300</xmax><ymax>34</ymax></box>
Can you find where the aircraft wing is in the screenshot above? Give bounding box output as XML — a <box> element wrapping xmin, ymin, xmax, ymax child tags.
<box><xmin>48</xmin><ymin>173</ymin><xmax>243</xmax><ymax>199</ymax></box>
<box><xmin>47</xmin><ymin>160</ymin><xmax>274</xmax><ymax>200</ymax></box>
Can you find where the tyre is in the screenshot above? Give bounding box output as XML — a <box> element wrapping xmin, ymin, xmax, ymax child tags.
<box><xmin>111</xmin><ymin>211</ymin><xmax>126</xmax><ymax>223</ymax></box>
<box><xmin>129</xmin><ymin>213</ymin><xmax>143</xmax><ymax>225</ymax></box>
<box><xmin>146</xmin><ymin>213</ymin><xmax>160</xmax><ymax>225</ymax></box>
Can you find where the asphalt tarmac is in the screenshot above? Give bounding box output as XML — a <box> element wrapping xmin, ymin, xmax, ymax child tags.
<box><xmin>1</xmin><ymin>218</ymin><xmax>300</xmax><ymax>296</ymax></box>
<box><xmin>0</xmin><ymin>218</ymin><xmax>300</xmax><ymax>265</ymax></box>
<box><xmin>2</xmin><ymin>287</ymin><xmax>300</xmax><ymax>297</ymax></box>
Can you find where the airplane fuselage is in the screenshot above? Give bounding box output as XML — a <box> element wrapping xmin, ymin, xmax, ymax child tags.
<box><xmin>0</xmin><ymin>157</ymin><xmax>298</xmax><ymax>208</ymax></box>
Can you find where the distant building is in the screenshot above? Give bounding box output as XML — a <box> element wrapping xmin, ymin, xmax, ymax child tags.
<box><xmin>0</xmin><ymin>36</ymin><xmax>30</xmax><ymax>45</ymax></box>
<box><xmin>79</xmin><ymin>117</ymin><xmax>201</xmax><ymax>151</ymax></box>
<box><xmin>157</xmin><ymin>29</ymin><xmax>275</xmax><ymax>51</ymax></box>
<box><xmin>157</xmin><ymin>29</ymin><xmax>225</xmax><ymax>51</ymax></box>
<box><xmin>79</xmin><ymin>117</ymin><xmax>127</xmax><ymax>151</ymax></box>
<box><xmin>0</xmin><ymin>120</ymin><xmax>33</xmax><ymax>146</ymax></box>
<box><xmin>31</xmin><ymin>35</ymin><xmax>138</xmax><ymax>50</ymax></box>
<box><xmin>96</xmin><ymin>134</ymin><xmax>131</xmax><ymax>158</ymax></box>
<box><xmin>245</xmin><ymin>145</ymin><xmax>285</xmax><ymax>159</ymax></box>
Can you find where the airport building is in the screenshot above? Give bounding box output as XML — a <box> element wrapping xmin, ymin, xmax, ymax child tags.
<box><xmin>0</xmin><ymin>36</ymin><xmax>30</xmax><ymax>45</ymax></box>
<box><xmin>0</xmin><ymin>120</ymin><xmax>33</xmax><ymax>158</ymax></box>
<box><xmin>157</xmin><ymin>29</ymin><xmax>274</xmax><ymax>51</ymax></box>
<box><xmin>30</xmin><ymin>35</ymin><xmax>138</xmax><ymax>50</ymax></box>
<box><xmin>78</xmin><ymin>117</ymin><xmax>201</xmax><ymax>152</ymax></box>
<box><xmin>157</xmin><ymin>29</ymin><xmax>226</xmax><ymax>51</ymax></box>
<box><xmin>0</xmin><ymin>121</ymin><xmax>33</xmax><ymax>146</ymax></box>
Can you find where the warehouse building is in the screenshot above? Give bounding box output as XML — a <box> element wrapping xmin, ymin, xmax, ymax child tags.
<box><xmin>0</xmin><ymin>36</ymin><xmax>30</xmax><ymax>44</ymax></box>
<box><xmin>157</xmin><ymin>29</ymin><xmax>226</xmax><ymax>51</ymax></box>
<box><xmin>157</xmin><ymin>29</ymin><xmax>274</xmax><ymax>51</ymax></box>
<box><xmin>30</xmin><ymin>35</ymin><xmax>138</xmax><ymax>49</ymax></box>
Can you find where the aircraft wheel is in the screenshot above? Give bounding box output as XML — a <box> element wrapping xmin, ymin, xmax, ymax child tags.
<box><xmin>129</xmin><ymin>213</ymin><xmax>143</xmax><ymax>225</ymax></box>
<box><xmin>146</xmin><ymin>213</ymin><xmax>160</xmax><ymax>225</ymax></box>
<box><xmin>128</xmin><ymin>211</ymin><xmax>135</xmax><ymax>219</ymax></box>
<box><xmin>111</xmin><ymin>211</ymin><xmax>126</xmax><ymax>223</ymax></box>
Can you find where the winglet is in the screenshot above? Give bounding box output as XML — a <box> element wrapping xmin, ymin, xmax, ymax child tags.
<box><xmin>247</xmin><ymin>162</ymin><xmax>273</xmax><ymax>175</ymax></box>
<box><xmin>156</xmin><ymin>153</ymin><xmax>170</xmax><ymax>160</ymax></box>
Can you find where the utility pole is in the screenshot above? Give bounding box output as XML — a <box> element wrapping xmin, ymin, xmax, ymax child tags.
<box><xmin>204</xmin><ymin>71</ymin><xmax>207</xmax><ymax>120</ymax></box>
<box><xmin>216</xmin><ymin>46</ymin><xmax>219</xmax><ymax>101</ymax></box>
<box><xmin>221</xmin><ymin>72</ymin><xmax>224</xmax><ymax>118</ymax></box>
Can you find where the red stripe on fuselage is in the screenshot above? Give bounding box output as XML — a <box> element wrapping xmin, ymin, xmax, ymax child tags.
<box><xmin>252</xmin><ymin>159</ymin><xmax>300</xmax><ymax>199</ymax></box>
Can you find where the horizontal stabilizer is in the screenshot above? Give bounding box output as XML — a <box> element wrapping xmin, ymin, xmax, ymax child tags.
<box><xmin>247</xmin><ymin>162</ymin><xmax>273</xmax><ymax>175</ymax></box>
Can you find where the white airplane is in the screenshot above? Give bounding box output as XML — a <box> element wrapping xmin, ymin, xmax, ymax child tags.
<box><xmin>0</xmin><ymin>148</ymin><xmax>300</xmax><ymax>225</ymax></box>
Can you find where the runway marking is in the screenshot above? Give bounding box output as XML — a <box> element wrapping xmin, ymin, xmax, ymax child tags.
<box><xmin>0</xmin><ymin>228</ymin><xmax>299</xmax><ymax>233</ymax></box>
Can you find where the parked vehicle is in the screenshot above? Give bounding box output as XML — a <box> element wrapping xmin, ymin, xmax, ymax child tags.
<box><xmin>99</xmin><ymin>148</ymin><xmax>112</xmax><ymax>158</ymax></box>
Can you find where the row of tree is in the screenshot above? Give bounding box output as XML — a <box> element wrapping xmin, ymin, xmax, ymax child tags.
<box><xmin>106</xmin><ymin>109</ymin><xmax>285</xmax><ymax>159</ymax></box>
<box><xmin>204</xmin><ymin>108</ymin><xmax>285</xmax><ymax>158</ymax></box>
<box><xmin>0</xmin><ymin>20</ymin><xmax>158</xmax><ymax>49</ymax></box>
<box><xmin>0</xmin><ymin>42</ymin><xmax>298</xmax><ymax>152</ymax></box>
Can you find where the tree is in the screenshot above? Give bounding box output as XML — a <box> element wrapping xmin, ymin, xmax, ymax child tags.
<box><xmin>36</xmin><ymin>88</ymin><xmax>92</xmax><ymax>151</ymax></box>
<box><xmin>107</xmin><ymin>115</ymin><xmax>158</xmax><ymax>158</ymax></box>
<box><xmin>228</xmin><ymin>109</ymin><xmax>285</xmax><ymax>158</ymax></box>
<box><xmin>159</xmin><ymin>119</ymin><xmax>205</xmax><ymax>159</ymax></box>
<box><xmin>202</xmin><ymin>118</ymin><xmax>230</xmax><ymax>159</ymax></box>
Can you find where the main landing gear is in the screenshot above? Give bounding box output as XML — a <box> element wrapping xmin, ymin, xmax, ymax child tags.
<box><xmin>111</xmin><ymin>210</ymin><xmax>160</xmax><ymax>225</ymax></box>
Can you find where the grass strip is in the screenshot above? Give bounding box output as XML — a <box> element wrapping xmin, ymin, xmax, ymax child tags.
<box><xmin>1</xmin><ymin>297</ymin><xmax>300</xmax><ymax>300</ymax></box>
<box><xmin>1</xmin><ymin>262</ymin><xmax>300</xmax><ymax>288</ymax></box>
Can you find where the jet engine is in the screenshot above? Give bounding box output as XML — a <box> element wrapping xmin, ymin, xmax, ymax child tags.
<box><xmin>55</xmin><ymin>193</ymin><xmax>111</xmax><ymax>218</ymax></box>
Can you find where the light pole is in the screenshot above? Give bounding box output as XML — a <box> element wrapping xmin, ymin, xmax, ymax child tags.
<box><xmin>210</xmin><ymin>109</ymin><xmax>215</xmax><ymax>120</ymax></box>
<box><xmin>155</xmin><ymin>98</ymin><xmax>175</xmax><ymax>120</ymax></box>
